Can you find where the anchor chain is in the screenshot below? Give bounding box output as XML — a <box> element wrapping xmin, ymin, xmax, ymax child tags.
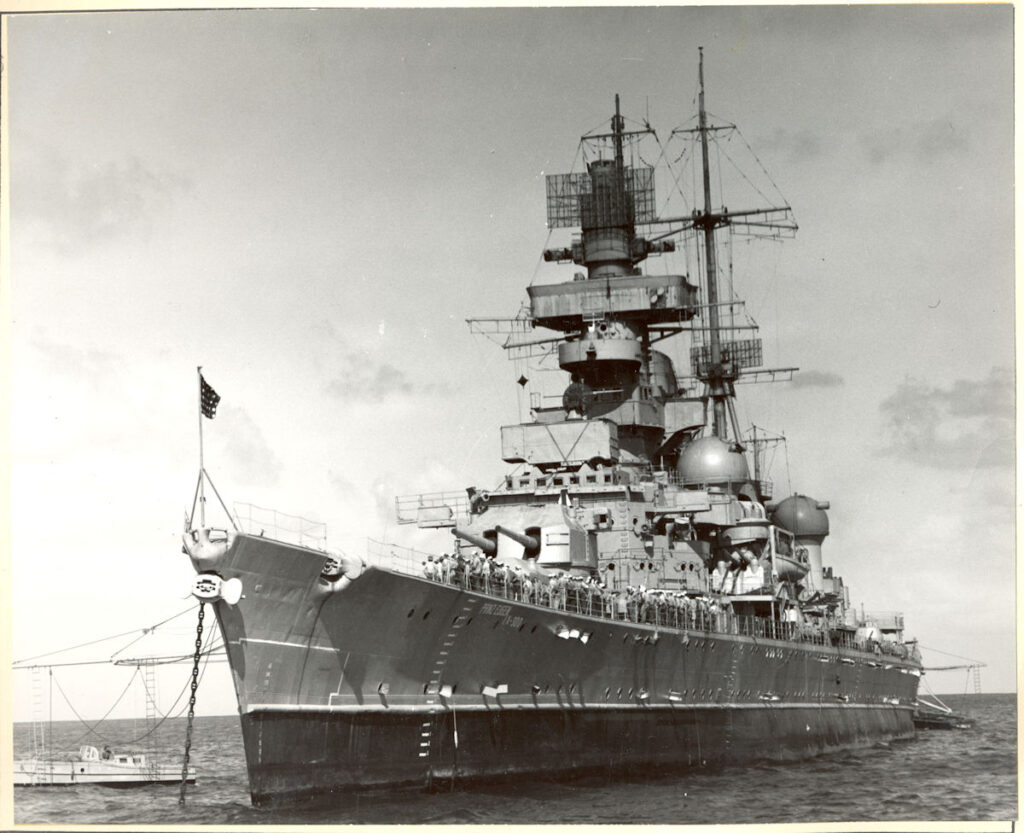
<box><xmin>178</xmin><ymin>602</ymin><xmax>205</xmax><ymax>805</ymax></box>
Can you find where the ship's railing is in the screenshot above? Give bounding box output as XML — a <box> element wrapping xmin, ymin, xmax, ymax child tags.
<box><xmin>394</xmin><ymin>491</ymin><xmax>471</xmax><ymax>526</ymax></box>
<box><xmin>641</xmin><ymin>468</ymin><xmax>750</xmax><ymax>493</ymax></box>
<box><xmin>363</xmin><ymin>542</ymin><xmax>914</xmax><ymax>657</ymax></box>
<box><xmin>365</xmin><ymin>538</ymin><xmax>439</xmax><ymax>574</ymax></box>
<box><xmin>234</xmin><ymin>502</ymin><xmax>329</xmax><ymax>551</ymax></box>
<box><xmin>860</xmin><ymin>610</ymin><xmax>905</xmax><ymax>631</ymax></box>
<box><xmin>410</xmin><ymin>552</ymin><xmax>909</xmax><ymax>654</ymax></box>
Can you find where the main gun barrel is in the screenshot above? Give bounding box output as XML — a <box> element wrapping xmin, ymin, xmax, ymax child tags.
<box><xmin>495</xmin><ymin>525</ymin><xmax>540</xmax><ymax>550</ymax></box>
<box><xmin>452</xmin><ymin>527</ymin><xmax>496</xmax><ymax>555</ymax></box>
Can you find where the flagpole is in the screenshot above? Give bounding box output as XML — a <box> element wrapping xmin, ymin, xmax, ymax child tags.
<box><xmin>197</xmin><ymin>365</ymin><xmax>206</xmax><ymax>528</ymax></box>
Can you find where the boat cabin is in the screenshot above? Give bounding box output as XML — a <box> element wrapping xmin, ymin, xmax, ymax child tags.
<box><xmin>78</xmin><ymin>745</ymin><xmax>147</xmax><ymax>766</ymax></box>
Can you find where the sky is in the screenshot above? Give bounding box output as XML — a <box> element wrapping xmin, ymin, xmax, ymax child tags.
<box><xmin>4</xmin><ymin>5</ymin><xmax>1016</xmax><ymax>728</ymax></box>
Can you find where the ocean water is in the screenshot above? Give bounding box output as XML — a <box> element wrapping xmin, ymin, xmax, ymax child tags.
<box><xmin>12</xmin><ymin>693</ymin><xmax>1016</xmax><ymax>825</ymax></box>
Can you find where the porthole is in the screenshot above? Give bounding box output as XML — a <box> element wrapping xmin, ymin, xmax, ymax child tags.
<box><xmin>531</xmin><ymin>625</ymin><xmax>537</xmax><ymax>634</ymax></box>
<box><xmin>407</xmin><ymin>609</ymin><xmax>415</xmax><ymax>618</ymax></box>
<box><xmin>518</xmin><ymin>623</ymin><xmax>525</xmax><ymax>632</ymax></box>
<box><xmin>422</xmin><ymin>611</ymin><xmax>430</xmax><ymax>620</ymax></box>
<box><xmin>604</xmin><ymin>687</ymin><xmax>610</xmax><ymax>698</ymax></box>
<box><xmin>628</xmin><ymin>688</ymin><xmax>634</xmax><ymax>697</ymax></box>
<box><xmin>466</xmin><ymin>617</ymin><xmax>473</xmax><ymax>625</ymax></box>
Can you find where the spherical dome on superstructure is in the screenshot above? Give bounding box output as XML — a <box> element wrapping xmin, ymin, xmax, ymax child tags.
<box><xmin>677</xmin><ymin>436</ymin><xmax>750</xmax><ymax>487</ymax></box>
<box><xmin>772</xmin><ymin>494</ymin><xmax>830</xmax><ymax>541</ymax></box>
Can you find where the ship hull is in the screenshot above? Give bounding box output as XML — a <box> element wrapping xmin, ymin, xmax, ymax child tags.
<box><xmin>192</xmin><ymin>533</ymin><xmax>920</xmax><ymax>807</ymax></box>
<box><xmin>241</xmin><ymin>702</ymin><xmax>911</xmax><ymax>806</ymax></box>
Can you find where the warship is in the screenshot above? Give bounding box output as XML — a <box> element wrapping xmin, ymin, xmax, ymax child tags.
<box><xmin>184</xmin><ymin>52</ymin><xmax>922</xmax><ymax>806</ymax></box>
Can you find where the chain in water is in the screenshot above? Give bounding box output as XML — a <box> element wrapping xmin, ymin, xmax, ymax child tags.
<box><xmin>178</xmin><ymin>602</ymin><xmax>205</xmax><ymax>805</ymax></box>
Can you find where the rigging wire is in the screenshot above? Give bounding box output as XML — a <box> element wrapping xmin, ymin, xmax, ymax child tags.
<box><xmin>110</xmin><ymin>629</ymin><xmax>168</xmax><ymax>664</ymax></box>
<box><xmin>783</xmin><ymin>436</ymin><xmax>793</xmax><ymax>496</ymax></box>
<box><xmin>13</xmin><ymin>605</ymin><xmax>196</xmax><ymax>667</ymax></box>
<box><xmin>138</xmin><ymin>628</ymin><xmax>221</xmax><ymax>721</ymax></box>
<box><xmin>652</xmin><ymin>131</ymin><xmax>694</xmax><ymax>237</ymax></box>
<box><xmin>51</xmin><ymin>666</ymin><xmax>141</xmax><ymax>747</ymax></box>
<box><xmin>715</xmin><ymin>131</ymin><xmax>725</xmax><ymax>214</ymax></box>
<box><xmin>12</xmin><ymin>644</ymin><xmax>225</xmax><ymax>671</ymax></box>
<box><xmin>123</xmin><ymin>628</ymin><xmax>220</xmax><ymax>746</ymax></box>
<box><xmin>736</xmin><ymin>128</ymin><xmax>793</xmax><ymax>210</ymax></box>
<box><xmin>918</xmin><ymin>645</ymin><xmax>985</xmax><ymax>663</ymax></box>
<box><xmin>17</xmin><ymin>601</ymin><xmax>223</xmax><ymax>750</ymax></box>
<box><xmin>62</xmin><ymin>621</ymin><xmax>220</xmax><ymax>748</ymax></box>
<box><xmin>713</xmin><ymin>129</ymin><xmax>779</xmax><ymax>209</ymax></box>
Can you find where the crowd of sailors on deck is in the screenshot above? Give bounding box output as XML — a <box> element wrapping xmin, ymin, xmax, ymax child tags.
<box><xmin>422</xmin><ymin>551</ymin><xmax>744</xmax><ymax>632</ymax></box>
<box><xmin>419</xmin><ymin>551</ymin><xmax>917</xmax><ymax>657</ymax></box>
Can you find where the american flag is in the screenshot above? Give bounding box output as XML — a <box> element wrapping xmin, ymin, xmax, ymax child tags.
<box><xmin>200</xmin><ymin>375</ymin><xmax>221</xmax><ymax>419</ymax></box>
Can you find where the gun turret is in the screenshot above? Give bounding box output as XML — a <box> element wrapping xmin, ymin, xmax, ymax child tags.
<box><xmin>452</xmin><ymin>527</ymin><xmax>496</xmax><ymax>555</ymax></box>
<box><xmin>494</xmin><ymin>525</ymin><xmax>540</xmax><ymax>550</ymax></box>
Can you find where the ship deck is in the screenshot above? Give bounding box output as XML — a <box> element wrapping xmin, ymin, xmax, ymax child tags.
<box><xmin>372</xmin><ymin>540</ymin><xmax>918</xmax><ymax>663</ymax></box>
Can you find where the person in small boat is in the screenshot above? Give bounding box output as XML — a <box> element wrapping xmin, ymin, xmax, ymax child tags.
<box><xmin>102</xmin><ymin>746</ymin><xmax>112</xmax><ymax>760</ymax></box>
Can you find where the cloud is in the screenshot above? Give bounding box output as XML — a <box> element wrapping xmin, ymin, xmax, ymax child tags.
<box><xmin>877</xmin><ymin>367</ymin><xmax>1013</xmax><ymax>470</ymax></box>
<box><xmin>328</xmin><ymin>469</ymin><xmax>359</xmax><ymax>497</ymax></box>
<box><xmin>15</xmin><ymin>142</ymin><xmax>190</xmax><ymax>254</ymax></box>
<box><xmin>325</xmin><ymin>347</ymin><xmax>448</xmax><ymax>402</ymax></box>
<box><xmin>312</xmin><ymin>321</ymin><xmax>435</xmax><ymax>403</ymax></box>
<box><xmin>28</xmin><ymin>330</ymin><xmax>124</xmax><ymax>388</ymax></box>
<box><xmin>790</xmin><ymin>370</ymin><xmax>843</xmax><ymax>389</ymax></box>
<box><xmin>326</xmin><ymin>351</ymin><xmax>413</xmax><ymax>401</ymax></box>
<box><xmin>942</xmin><ymin>373</ymin><xmax>1014</xmax><ymax>419</ymax></box>
<box><xmin>371</xmin><ymin>477</ymin><xmax>395</xmax><ymax>522</ymax></box>
<box><xmin>13</xmin><ymin>332</ymin><xmax>138</xmax><ymax>463</ymax></box>
<box><xmin>218</xmin><ymin>404</ymin><xmax>283</xmax><ymax>486</ymax></box>
<box><xmin>858</xmin><ymin>117</ymin><xmax>969</xmax><ymax>167</ymax></box>
<box><xmin>915</xmin><ymin>119</ymin><xmax>969</xmax><ymax>159</ymax></box>
<box><xmin>755</xmin><ymin>128</ymin><xmax>824</xmax><ymax>165</ymax></box>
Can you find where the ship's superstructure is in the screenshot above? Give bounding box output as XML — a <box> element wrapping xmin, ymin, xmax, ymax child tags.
<box><xmin>184</xmin><ymin>52</ymin><xmax>921</xmax><ymax>807</ymax></box>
